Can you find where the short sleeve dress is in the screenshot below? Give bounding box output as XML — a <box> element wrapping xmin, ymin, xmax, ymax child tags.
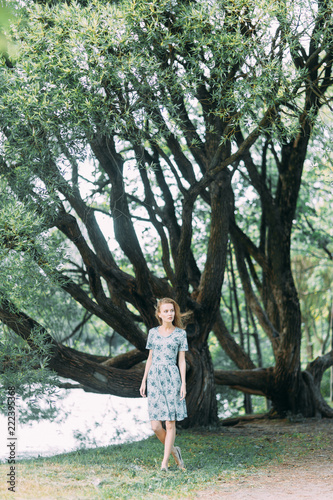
<box><xmin>146</xmin><ymin>326</ymin><xmax>188</xmax><ymax>421</ymax></box>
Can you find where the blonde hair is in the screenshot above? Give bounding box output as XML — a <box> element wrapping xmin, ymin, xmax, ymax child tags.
<box><xmin>155</xmin><ymin>297</ymin><xmax>184</xmax><ymax>329</ymax></box>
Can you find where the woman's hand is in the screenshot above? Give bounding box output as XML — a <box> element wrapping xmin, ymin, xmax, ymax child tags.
<box><xmin>140</xmin><ymin>379</ymin><xmax>146</xmax><ymax>397</ymax></box>
<box><xmin>180</xmin><ymin>382</ymin><xmax>186</xmax><ymax>401</ymax></box>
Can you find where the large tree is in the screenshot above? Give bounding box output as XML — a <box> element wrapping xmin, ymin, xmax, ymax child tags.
<box><xmin>1</xmin><ymin>0</ymin><xmax>333</xmax><ymax>426</ymax></box>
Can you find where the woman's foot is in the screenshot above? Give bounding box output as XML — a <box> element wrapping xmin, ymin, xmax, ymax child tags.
<box><xmin>172</xmin><ymin>446</ymin><xmax>185</xmax><ymax>469</ymax></box>
<box><xmin>160</xmin><ymin>461</ymin><xmax>168</xmax><ymax>472</ymax></box>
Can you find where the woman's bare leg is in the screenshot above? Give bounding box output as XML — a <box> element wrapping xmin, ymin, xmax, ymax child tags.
<box><xmin>151</xmin><ymin>420</ymin><xmax>166</xmax><ymax>444</ymax></box>
<box><xmin>151</xmin><ymin>420</ymin><xmax>178</xmax><ymax>469</ymax></box>
<box><xmin>161</xmin><ymin>420</ymin><xmax>176</xmax><ymax>469</ymax></box>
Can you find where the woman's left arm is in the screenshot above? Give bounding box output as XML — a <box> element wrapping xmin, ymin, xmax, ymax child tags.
<box><xmin>178</xmin><ymin>350</ymin><xmax>186</xmax><ymax>401</ymax></box>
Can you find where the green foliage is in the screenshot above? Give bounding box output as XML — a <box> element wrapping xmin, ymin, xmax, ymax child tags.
<box><xmin>0</xmin><ymin>323</ymin><xmax>61</xmax><ymax>420</ymax></box>
<box><xmin>1</xmin><ymin>0</ymin><xmax>325</xmax><ymax>164</ymax></box>
<box><xmin>0</xmin><ymin>178</ymin><xmax>70</xmax><ymax>315</ymax></box>
<box><xmin>0</xmin><ymin>183</ymin><xmax>65</xmax><ymax>420</ymax></box>
<box><xmin>0</xmin><ymin>1</ymin><xmax>15</xmax><ymax>55</ymax></box>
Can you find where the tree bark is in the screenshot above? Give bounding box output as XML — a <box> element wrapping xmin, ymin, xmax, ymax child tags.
<box><xmin>185</xmin><ymin>341</ymin><xmax>218</xmax><ymax>427</ymax></box>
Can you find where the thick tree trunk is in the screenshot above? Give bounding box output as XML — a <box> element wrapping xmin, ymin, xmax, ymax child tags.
<box><xmin>269</xmin><ymin>368</ymin><xmax>333</xmax><ymax>418</ymax></box>
<box><xmin>215</xmin><ymin>357</ymin><xmax>333</xmax><ymax>419</ymax></box>
<box><xmin>184</xmin><ymin>342</ymin><xmax>218</xmax><ymax>427</ymax></box>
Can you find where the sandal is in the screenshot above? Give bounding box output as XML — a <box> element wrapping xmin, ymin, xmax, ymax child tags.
<box><xmin>173</xmin><ymin>446</ymin><xmax>185</xmax><ymax>469</ymax></box>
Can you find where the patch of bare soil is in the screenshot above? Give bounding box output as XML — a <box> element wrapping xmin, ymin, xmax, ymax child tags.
<box><xmin>195</xmin><ymin>417</ymin><xmax>333</xmax><ymax>500</ymax></box>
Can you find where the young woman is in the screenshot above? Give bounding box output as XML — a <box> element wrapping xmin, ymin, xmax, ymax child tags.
<box><xmin>140</xmin><ymin>297</ymin><xmax>188</xmax><ymax>471</ymax></box>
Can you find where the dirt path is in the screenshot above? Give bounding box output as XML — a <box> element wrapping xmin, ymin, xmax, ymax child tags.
<box><xmin>195</xmin><ymin>418</ymin><xmax>333</xmax><ymax>500</ymax></box>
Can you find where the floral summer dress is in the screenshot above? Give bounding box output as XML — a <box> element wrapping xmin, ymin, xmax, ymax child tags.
<box><xmin>146</xmin><ymin>326</ymin><xmax>188</xmax><ymax>421</ymax></box>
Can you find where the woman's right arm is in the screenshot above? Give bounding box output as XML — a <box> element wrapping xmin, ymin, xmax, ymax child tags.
<box><xmin>139</xmin><ymin>350</ymin><xmax>153</xmax><ymax>397</ymax></box>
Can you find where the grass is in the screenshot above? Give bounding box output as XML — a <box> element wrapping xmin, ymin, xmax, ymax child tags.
<box><xmin>0</xmin><ymin>425</ymin><xmax>328</xmax><ymax>499</ymax></box>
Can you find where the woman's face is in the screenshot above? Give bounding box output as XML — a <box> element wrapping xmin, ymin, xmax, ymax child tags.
<box><xmin>158</xmin><ymin>303</ymin><xmax>175</xmax><ymax>324</ymax></box>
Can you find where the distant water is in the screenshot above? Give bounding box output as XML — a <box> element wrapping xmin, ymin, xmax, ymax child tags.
<box><xmin>0</xmin><ymin>389</ymin><xmax>152</xmax><ymax>462</ymax></box>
